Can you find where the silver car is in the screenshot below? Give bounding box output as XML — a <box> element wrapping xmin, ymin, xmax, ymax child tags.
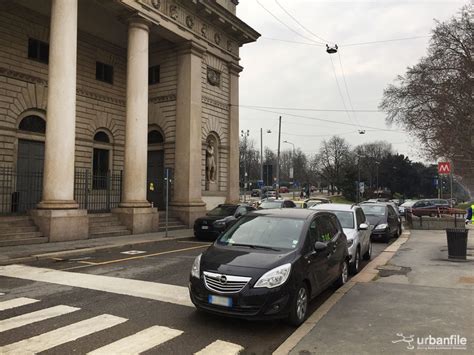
<box><xmin>310</xmin><ymin>203</ymin><xmax>372</xmax><ymax>274</ymax></box>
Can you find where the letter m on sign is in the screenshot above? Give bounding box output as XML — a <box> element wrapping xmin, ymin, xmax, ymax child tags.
<box><xmin>438</xmin><ymin>162</ymin><xmax>451</xmax><ymax>174</ymax></box>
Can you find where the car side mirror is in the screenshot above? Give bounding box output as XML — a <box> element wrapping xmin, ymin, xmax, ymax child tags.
<box><xmin>359</xmin><ymin>223</ymin><xmax>369</xmax><ymax>230</ymax></box>
<box><xmin>235</xmin><ymin>212</ymin><xmax>242</xmax><ymax>218</ymax></box>
<box><xmin>314</xmin><ymin>241</ymin><xmax>327</xmax><ymax>252</ymax></box>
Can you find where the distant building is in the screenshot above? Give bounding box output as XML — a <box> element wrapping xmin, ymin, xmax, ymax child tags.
<box><xmin>0</xmin><ymin>0</ymin><xmax>259</xmax><ymax>242</ymax></box>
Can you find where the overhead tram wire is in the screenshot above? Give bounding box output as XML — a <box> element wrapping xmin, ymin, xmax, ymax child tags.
<box><xmin>328</xmin><ymin>54</ymin><xmax>358</xmax><ymax>129</ymax></box>
<box><xmin>274</xmin><ymin>0</ymin><xmax>331</xmax><ymax>44</ymax></box>
<box><xmin>260</xmin><ymin>35</ymin><xmax>431</xmax><ymax>47</ymax></box>
<box><xmin>337</xmin><ymin>50</ymin><xmax>363</xmax><ymax>129</ymax></box>
<box><xmin>235</xmin><ymin>104</ymin><xmax>382</xmax><ymax>113</ymax></box>
<box><xmin>255</xmin><ymin>0</ymin><xmax>326</xmax><ymax>45</ymax></box>
<box><xmin>241</xmin><ymin>106</ymin><xmax>407</xmax><ymax>133</ymax></box>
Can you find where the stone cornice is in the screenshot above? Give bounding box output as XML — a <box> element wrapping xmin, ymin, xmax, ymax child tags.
<box><xmin>228</xmin><ymin>62</ymin><xmax>243</xmax><ymax>75</ymax></box>
<box><xmin>76</xmin><ymin>88</ymin><xmax>126</xmax><ymax>106</ymax></box>
<box><xmin>202</xmin><ymin>96</ymin><xmax>229</xmax><ymax>111</ymax></box>
<box><xmin>0</xmin><ymin>67</ymin><xmax>47</xmax><ymax>86</ymax></box>
<box><xmin>149</xmin><ymin>94</ymin><xmax>177</xmax><ymax>103</ymax></box>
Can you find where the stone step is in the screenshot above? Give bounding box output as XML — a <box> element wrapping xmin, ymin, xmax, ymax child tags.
<box><xmin>0</xmin><ymin>231</ymin><xmax>44</xmax><ymax>240</ymax></box>
<box><xmin>89</xmin><ymin>220</ymin><xmax>123</xmax><ymax>229</ymax></box>
<box><xmin>90</xmin><ymin>230</ymin><xmax>131</xmax><ymax>238</ymax></box>
<box><xmin>0</xmin><ymin>220</ymin><xmax>37</xmax><ymax>228</ymax></box>
<box><xmin>88</xmin><ymin>213</ymin><xmax>114</xmax><ymax>218</ymax></box>
<box><xmin>89</xmin><ymin>225</ymin><xmax>129</xmax><ymax>234</ymax></box>
<box><xmin>0</xmin><ymin>226</ymin><xmax>39</xmax><ymax>234</ymax></box>
<box><xmin>89</xmin><ymin>216</ymin><xmax>120</xmax><ymax>223</ymax></box>
<box><xmin>0</xmin><ymin>236</ymin><xmax>48</xmax><ymax>247</ymax></box>
<box><xmin>158</xmin><ymin>221</ymin><xmax>186</xmax><ymax>228</ymax></box>
<box><xmin>0</xmin><ymin>215</ymin><xmax>32</xmax><ymax>223</ymax></box>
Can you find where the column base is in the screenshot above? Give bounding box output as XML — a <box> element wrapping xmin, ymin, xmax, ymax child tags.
<box><xmin>112</xmin><ymin>207</ymin><xmax>159</xmax><ymax>234</ymax></box>
<box><xmin>169</xmin><ymin>201</ymin><xmax>206</xmax><ymax>228</ymax></box>
<box><xmin>31</xmin><ymin>209</ymin><xmax>88</xmax><ymax>242</ymax></box>
<box><xmin>37</xmin><ymin>200</ymin><xmax>79</xmax><ymax>210</ymax></box>
<box><xmin>118</xmin><ymin>201</ymin><xmax>151</xmax><ymax>208</ymax></box>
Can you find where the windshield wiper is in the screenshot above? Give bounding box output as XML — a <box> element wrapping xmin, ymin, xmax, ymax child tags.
<box><xmin>230</xmin><ymin>243</ymin><xmax>280</xmax><ymax>251</ymax></box>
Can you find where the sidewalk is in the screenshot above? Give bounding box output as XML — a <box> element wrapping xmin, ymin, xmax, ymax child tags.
<box><xmin>0</xmin><ymin>229</ymin><xmax>194</xmax><ymax>265</ymax></box>
<box><xmin>286</xmin><ymin>226</ymin><xmax>474</xmax><ymax>354</ymax></box>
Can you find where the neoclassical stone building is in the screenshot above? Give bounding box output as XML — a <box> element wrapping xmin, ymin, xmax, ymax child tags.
<box><xmin>0</xmin><ymin>0</ymin><xmax>259</xmax><ymax>242</ymax></box>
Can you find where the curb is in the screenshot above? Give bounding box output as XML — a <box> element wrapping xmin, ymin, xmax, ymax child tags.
<box><xmin>273</xmin><ymin>230</ymin><xmax>412</xmax><ymax>355</ymax></box>
<box><xmin>0</xmin><ymin>233</ymin><xmax>195</xmax><ymax>266</ymax></box>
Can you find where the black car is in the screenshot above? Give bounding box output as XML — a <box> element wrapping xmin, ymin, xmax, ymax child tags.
<box><xmin>194</xmin><ymin>204</ymin><xmax>255</xmax><ymax>240</ymax></box>
<box><xmin>251</xmin><ymin>189</ymin><xmax>261</xmax><ymax>197</ymax></box>
<box><xmin>360</xmin><ymin>203</ymin><xmax>400</xmax><ymax>242</ymax></box>
<box><xmin>189</xmin><ymin>209</ymin><xmax>349</xmax><ymax>325</ymax></box>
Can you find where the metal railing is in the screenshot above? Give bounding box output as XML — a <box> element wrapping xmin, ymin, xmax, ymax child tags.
<box><xmin>406</xmin><ymin>208</ymin><xmax>467</xmax><ymax>229</ymax></box>
<box><xmin>0</xmin><ymin>167</ymin><xmax>43</xmax><ymax>215</ymax></box>
<box><xmin>74</xmin><ymin>169</ymin><xmax>122</xmax><ymax>213</ymax></box>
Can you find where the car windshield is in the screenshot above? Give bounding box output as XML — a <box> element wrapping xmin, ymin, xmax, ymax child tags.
<box><xmin>360</xmin><ymin>205</ymin><xmax>386</xmax><ymax>216</ymax></box>
<box><xmin>259</xmin><ymin>201</ymin><xmax>282</xmax><ymax>209</ymax></box>
<box><xmin>217</xmin><ymin>216</ymin><xmax>304</xmax><ymax>250</ymax></box>
<box><xmin>207</xmin><ymin>205</ymin><xmax>237</xmax><ymax>217</ymax></box>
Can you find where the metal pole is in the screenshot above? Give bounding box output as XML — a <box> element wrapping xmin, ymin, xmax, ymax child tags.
<box><xmin>276</xmin><ymin>116</ymin><xmax>281</xmax><ymax>199</ymax></box>
<box><xmin>450</xmin><ymin>172</ymin><xmax>453</xmax><ymax>205</ymax></box>
<box><xmin>357</xmin><ymin>158</ymin><xmax>361</xmax><ymax>203</ymax></box>
<box><xmin>165</xmin><ymin>168</ymin><xmax>169</xmax><ymax>238</ymax></box>
<box><xmin>260</xmin><ymin>128</ymin><xmax>263</xmax><ymax>182</ymax></box>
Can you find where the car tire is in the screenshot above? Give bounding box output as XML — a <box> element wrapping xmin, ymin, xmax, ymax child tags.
<box><xmin>384</xmin><ymin>231</ymin><xmax>391</xmax><ymax>243</ymax></box>
<box><xmin>288</xmin><ymin>283</ymin><xmax>309</xmax><ymax>326</ymax></box>
<box><xmin>334</xmin><ymin>259</ymin><xmax>349</xmax><ymax>288</ymax></box>
<box><xmin>349</xmin><ymin>248</ymin><xmax>360</xmax><ymax>275</ymax></box>
<box><xmin>398</xmin><ymin>226</ymin><xmax>402</xmax><ymax>237</ymax></box>
<box><xmin>363</xmin><ymin>242</ymin><xmax>372</xmax><ymax>260</ymax></box>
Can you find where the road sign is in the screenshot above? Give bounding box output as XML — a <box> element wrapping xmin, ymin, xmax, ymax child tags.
<box><xmin>438</xmin><ymin>162</ymin><xmax>451</xmax><ymax>174</ymax></box>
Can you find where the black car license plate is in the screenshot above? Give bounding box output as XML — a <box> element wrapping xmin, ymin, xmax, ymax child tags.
<box><xmin>208</xmin><ymin>295</ymin><xmax>232</xmax><ymax>307</ymax></box>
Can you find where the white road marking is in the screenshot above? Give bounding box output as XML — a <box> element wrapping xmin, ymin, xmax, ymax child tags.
<box><xmin>194</xmin><ymin>340</ymin><xmax>244</xmax><ymax>355</ymax></box>
<box><xmin>0</xmin><ymin>305</ymin><xmax>80</xmax><ymax>332</ymax></box>
<box><xmin>120</xmin><ymin>250</ymin><xmax>146</xmax><ymax>255</ymax></box>
<box><xmin>0</xmin><ymin>265</ymin><xmax>192</xmax><ymax>307</ymax></box>
<box><xmin>0</xmin><ymin>314</ymin><xmax>127</xmax><ymax>354</ymax></box>
<box><xmin>0</xmin><ymin>297</ymin><xmax>39</xmax><ymax>311</ymax></box>
<box><xmin>88</xmin><ymin>325</ymin><xmax>183</xmax><ymax>354</ymax></box>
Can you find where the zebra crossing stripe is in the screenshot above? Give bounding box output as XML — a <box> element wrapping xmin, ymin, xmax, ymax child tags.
<box><xmin>0</xmin><ymin>265</ymin><xmax>192</xmax><ymax>307</ymax></box>
<box><xmin>0</xmin><ymin>314</ymin><xmax>127</xmax><ymax>355</ymax></box>
<box><xmin>87</xmin><ymin>325</ymin><xmax>183</xmax><ymax>354</ymax></box>
<box><xmin>194</xmin><ymin>340</ymin><xmax>244</xmax><ymax>355</ymax></box>
<box><xmin>0</xmin><ymin>305</ymin><xmax>80</xmax><ymax>333</ymax></box>
<box><xmin>0</xmin><ymin>297</ymin><xmax>39</xmax><ymax>311</ymax></box>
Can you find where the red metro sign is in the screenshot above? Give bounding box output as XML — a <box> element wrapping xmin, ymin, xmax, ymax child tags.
<box><xmin>438</xmin><ymin>162</ymin><xmax>451</xmax><ymax>174</ymax></box>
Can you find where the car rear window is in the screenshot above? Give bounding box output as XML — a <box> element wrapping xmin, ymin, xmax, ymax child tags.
<box><xmin>360</xmin><ymin>205</ymin><xmax>386</xmax><ymax>216</ymax></box>
<box><xmin>259</xmin><ymin>201</ymin><xmax>282</xmax><ymax>209</ymax></box>
<box><xmin>217</xmin><ymin>216</ymin><xmax>305</xmax><ymax>250</ymax></box>
<box><xmin>316</xmin><ymin>210</ymin><xmax>354</xmax><ymax>229</ymax></box>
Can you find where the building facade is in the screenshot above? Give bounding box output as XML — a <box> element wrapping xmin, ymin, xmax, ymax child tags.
<box><xmin>0</xmin><ymin>0</ymin><xmax>259</xmax><ymax>241</ymax></box>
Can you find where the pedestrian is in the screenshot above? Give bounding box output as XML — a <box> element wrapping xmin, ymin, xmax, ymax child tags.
<box><xmin>466</xmin><ymin>203</ymin><xmax>473</xmax><ymax>224</ymax></box>
<box><xmin>300</xmin><ymin>188</ymin><xmax>304</xmax><ymax>199</ymax></box>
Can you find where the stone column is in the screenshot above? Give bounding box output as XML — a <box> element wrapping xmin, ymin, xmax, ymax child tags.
<box><xmin>226</xmin><ymin>63</ymin><xmax>243</xmax><ymax>203</ymax></box>
<box><xmin>32</xmin><ymin>0</ymin><xmax>88</xmax><ymax>242</ymax></box>
<box><xmin>170</xmin><ymin>41</ymin><xmax>206</xmax><ymax>226</ymax></box>
<box><xmin>113</xmin><ymin>18</ymin><xmax>158</xmax><ymax>234</ymax></box>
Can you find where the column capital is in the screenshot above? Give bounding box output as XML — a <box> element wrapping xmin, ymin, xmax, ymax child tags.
<box><xmin>176</xmin><ymin>41</ymin><xmax>207</xmax><ymax>58</ymax></box>
<box><xmin>126</xmin><ymin>14</ymin><xmax>152</xmax><ymax>32</ymax></box>
<box><xmin>228</xmin><ymin>62</ymin><xmax>243</xmax><ymax>76</ymax></box>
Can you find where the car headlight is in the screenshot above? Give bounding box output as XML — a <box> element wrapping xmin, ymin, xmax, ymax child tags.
<box><xmin>375</xmin><ymin>224</ymin><xmax>388</xmax><ymax>230</ymax></box>
<box><xmin>347</xmin><ymin>238</ymin><xmax>354</xmax><ymax>247</ymax></box>
<box><xmin>254</xmin><ymin>263</ymin><xmax>291</xmax><ymax>289</ymax></box>
<box><xmin>191</xmin><ymin>254</ymin><xmax>201</xmax><ymax>278</ymax></box>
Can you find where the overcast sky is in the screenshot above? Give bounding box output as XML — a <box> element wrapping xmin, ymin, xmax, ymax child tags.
<box><xmin>236</xmin><ymin>0</ymin><xmax>468</xmax><ymax>163</ymax></box>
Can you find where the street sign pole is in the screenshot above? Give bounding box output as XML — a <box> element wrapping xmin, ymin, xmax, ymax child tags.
<box><xmin>165</xmin><ymin>168</ymin><xmax>169</xmax><ymax>238</ymax></box>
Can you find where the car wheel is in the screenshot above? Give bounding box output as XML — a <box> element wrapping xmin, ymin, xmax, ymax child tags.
<box><xmin>384</xmin><ymin>231</ymin><xmax>392</xmax><ymax>243</ymax></box>
<box><xmin>334</xmin><ymin>259</ymin><xmax>349</xmax><ymax>288</ymax></box>
<box><xmin>349</xmin><ymin>248</ymin><xmax>360</xmax><ymax>275</ymax></box>
<box><xmin>398</xmin><ymin>226</ymin><xmax>402</xmax><ymax>237</ymax></box>
<box><xmin>363</xmin><ymin>242</ymin><xmax>372</xmax><ymax>260</ymax></box>
<box><xmin>288</xmin><ymin>283</ymin><xmax>309</xmax><ymax>326</ymax></box>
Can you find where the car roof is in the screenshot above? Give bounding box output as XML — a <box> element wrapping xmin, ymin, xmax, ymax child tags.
<box><xmin>310</xmin><ymin>203</ymin><xmax>356</xmax><ymax>211</ymax></box>
<box><xmin>250</xmin><ymin>208</ymin><xmax>320</xmax><ymax>220</ymax></box>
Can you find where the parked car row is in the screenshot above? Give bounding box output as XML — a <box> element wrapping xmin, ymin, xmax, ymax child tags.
<box><xmin>398</xmin><ymin>198</ymin><xmax>450</xmax><ymax>217</ymax></box>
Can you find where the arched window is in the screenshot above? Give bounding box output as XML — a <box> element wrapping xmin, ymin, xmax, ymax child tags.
<box><xmin>148</xmin><ymin>130</ymin><xmax>164</xmax><ymax>144</ymax></box>
<box><xmin>94</xmin><ymin>131</ymin><xmax>110</xmax><ymax>143</ymax></box>
<box><xmin>19</xmin><ymin>115</ymin><xmax>46</xmax><ymax>134</ymax></box>
<box><xmin>93</xmin><ymin>131</ymin><xmax>111</xmax><ymax>189</ymax></box>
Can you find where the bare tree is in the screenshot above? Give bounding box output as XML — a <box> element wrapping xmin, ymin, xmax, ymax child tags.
<box><xmin>380</xmin><ymin>5</ymin><xmax>473</xmax><ymax>195</ymax></box>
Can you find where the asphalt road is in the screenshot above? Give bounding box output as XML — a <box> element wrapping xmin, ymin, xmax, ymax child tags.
<box><xmin>0</xmin><ymin>237</ymin><xmax>388</xmax><ymax>354</ymax></box>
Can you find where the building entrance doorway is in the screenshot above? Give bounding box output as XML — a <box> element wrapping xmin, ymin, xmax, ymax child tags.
<box><xmin>16</xmin><ymin>139</ymin><xmax>44</xmax><ymax>212</ymax></box>
<box><xmin>147</xmin><ymin>150</ymin><xmax>165</xmax><ymax>209</ymax></box>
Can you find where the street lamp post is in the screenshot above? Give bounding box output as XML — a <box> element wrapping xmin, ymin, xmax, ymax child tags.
<box><xmin>260</xmin><ymin>128</ymin><xmax>271</xmax><ymax>185</ymax></box>
<box><xmin>375</xmin><ymin>161</ymin><xmax>380</xmax><ymax>196</ymax></box>
<box><xmin>240</xmin><ymin>129</ymin><xmax>249</xmax><ymax>202</ymax></box>
<box><xmin>283</xmin><ymin>139</ymin><xmax>295</xmax><ymax>184</ymax></box>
